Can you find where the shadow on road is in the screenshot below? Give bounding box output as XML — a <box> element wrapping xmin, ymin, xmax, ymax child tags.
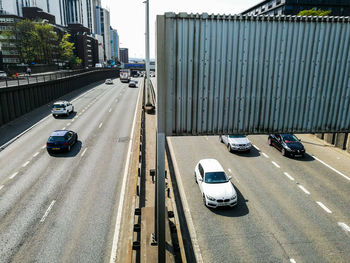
<box><xmin>53</xmin><ymin>111</ymin><xmax>77</xmax><ymax>120</ymax></box>
<box><xmin>47</xmin><ymin>140</ymin><xmax>82</xmax><ymax>158</ymax></box>
<box><xmin>209</xmin><ymin>186</ymin><xmax>249</xmax><ymax>217</ymax></box>
<box><xmin>284</xmin><ymin>152</ymin><xmax>315</xmax><ymax>162</ymax></box>
<box><xmin>231</xmin><ymin>146</ymin><xmax>260</xmax><ymax>158</ymax></box>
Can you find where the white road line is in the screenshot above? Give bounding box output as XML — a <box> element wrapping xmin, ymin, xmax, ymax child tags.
<box><xmin>338</xmin><ymin>222</ymin><xmax>350</xmax><ymax>233</ymax></box>
<box><xmin>167</xmin><ymin>139</ymin><xmax>204</xmax><ymax>263</ymax></box>
<box><xmin>272</xmin><ymin>161</ymin><xmax>280</xmax><ymax>168</ymax></box>
<box><xmin>40</xmin><ymin>200</ymin><xmax>56</xmax><ymax>223</ymax></box>
<box><xmin>316</xmin><ymin>201</ymin><xmax>332</xmax><ymax>214</ymax></box>
<box><xmin>67</xmin><ymin>123</ymin><xmax>71</xmax><ymax>126</ymax></box>
<box><xmin>290</xmin><ymin>259</ymin><xmax>296</xmax><ymax>263</ymax></box>
<box><xmin>71</xmin><ymin>119</ymin><xmax>75</xmax><ymax>122</ymax></box>
<box><xmin>312</xmin><ymin>155</ymin><xmax>350</xmax><ymax>182</ymax></box>
<box><xmin>82</xmin><ymin>109</ymin><xmax>85</xmax><ymax>112</ymax></box>
<box><xmin>9</xmin><ymin>172</ymin><xmax>18</xmax><ymax>179</ymax></box>
<box><xmin>262</xmin><ymin>152</ymin><xmax>269</xmax><ymax>158</ymax></box>
<box><xmin>99</xmin><ymin>122</ymin><xmax>103</xmax><ymax>129</ymax></box>
<box><xmin>33</xmin><ymin>152</ymin><xmax>39</xmax><ymax>157</ymax></box>
<box><xmin>228</xmin><ymin>168</ymin><xmax>232</xmax><ymax>173</ymax></box>
<box><xmin>22</xmin><ymin>161</ymin><xmax>30</xmax><ymax>167</ymax></box>
<box><xmin>283</xmin><ymin>172</ymin><xmax>295</xmax><ymax>181</ymax></box>
<box><xmin>42</xmin><ymin>145</ymin><xmax>46</xmax><ymax>149</ymax></box>
<box><xmin>205</xmin><ymin>136</ymin><xmax>208</xmax><ymax>140</ymax></box>
<box><xmin>81</xmin><ymin>148</ymin><xmax>88</xmax><ymax>157</ymax></box>
<box><xmin>62</xmin><ymin>127</ymin><xmax>66</xmax><ymax>130</ymax></box>
<box><xmin>109</xmin><ymin>108</ymin><xmax>112</xmax><ymax>113</ymax></box>
<box><xmin>253</xmin><ymin>144</ymin><xmax>260</xmax><ymax>151</ymax></box>
<box><xmin>0</xmin><ymin>185</ymin><xmax>4</xmax><ymax>190</ymax></box>
<box><xmin>109</xmin><ymin>86</ymin><xmax>141</xmax><ymax>263</ymax></box>
<box><xmin>298</xmin><ymin>185</ymin><xmax>310</xmax><ymax>195</ymax></box>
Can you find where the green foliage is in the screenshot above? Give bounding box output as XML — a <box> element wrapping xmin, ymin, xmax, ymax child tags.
<box><xmin>297</xmin><ymin>9</ymin><xmax>331</xmax><ymax>16</ymax></box>
<box><xmin>68</xmin><ymin>55</ymin><xmax>82</xmax><ymax>68</ymax></box>
<box><xmin>75</xmin><ymin>57</ymin><xmax>82</xmax><ymax>66</ymax></box>
<box><xmin>59</xmin><ymin>33</ymin><xmax>75</xmax><ymax>60</ymax></box>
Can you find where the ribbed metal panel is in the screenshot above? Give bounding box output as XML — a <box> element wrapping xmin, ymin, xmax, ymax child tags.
<box><xmin>156</xmin><ymin>13</ymin><xmax>350</xmax><ymax>135</ymax></box>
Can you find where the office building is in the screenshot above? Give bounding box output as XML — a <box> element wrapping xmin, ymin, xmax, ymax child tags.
<box><xmin>110</xmin><ymin>27</ymin><xmax>119</xmax><ymax>63</ymax></box>
<box><xmin>119</xmin><ymin>48</ymin><xmax>128</xmax><ymax>64</ymax></box>
<box><xmin>241</xmin><ymin>0</ymin><xmax>350</xmax><ymax>16</ymax></box>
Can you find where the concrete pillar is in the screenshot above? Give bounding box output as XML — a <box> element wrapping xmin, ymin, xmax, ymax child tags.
<box><xmin>324</xmin><ymin>133</ymin><xmax>334</xmax><ymax>144</ymax></box>
<box><xmin>346</xmin><ymin>134</ymin><xmax>350</xmax><ymax>153</ymax></box>
<box><xmin>334</xmin><ymin>133</ymin><xmax>346</xmax><ymax>149</ymax></box>
<box><xmin>315</xmin><ymin>133</ymin><xmax>324</xmax><ymax>139</ymax></box>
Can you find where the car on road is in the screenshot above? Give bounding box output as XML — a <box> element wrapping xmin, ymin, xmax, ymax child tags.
<box><xmin>46</xmin><ymin>130</ymin><xmax>78</xmax><ymax>153</ymax></box>
<box><xmin>128</xmin><ymin>81</ymin><xmax>137</xmax><ymax>88</ymax></box>
<box><xmin>194</xmin><ymin>159</ymin><xmax>237</xmax><ymax>208</ymax></box>
<box><xmin>220</xmin><ymin>135</ymin><xmax>252</xmax><ymax>152</ymax></box>
<box><xmin>0</xmin><ymin>71</ymin><xmax>7</xmax><ymax>79</ymax></box>
<box><xmin>52</xmin><ymin>101</ymin><xmax>74</xmax><ymax>118</ymax></box>
<box><xmin>105</xmin><ymin>79</ymin><xmax>113</xmax><ymax>84</ymax></box>
<box><xmin>268</xmin><ymin>134</ymin><xmax>305</xmax><ymax>157</ymax></box>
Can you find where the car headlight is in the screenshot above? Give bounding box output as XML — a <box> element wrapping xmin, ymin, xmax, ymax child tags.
<box><xmin>284</xmin><ymin>145</ymin><xmax>291</xmax><ymax>151</ymax></box>
<box><xmin>230</xmin><ymin>195</ymin><xmax>236</xmax><ymax>200</ymax></box>
<box><xmin>206</xmin><ymin>195</ymin><xmax>216</xmax><ymax>201</ymax></box>
<box><xmin>247</xmin><ymin>143</ymin><xmax>252</xmax><ymax>147</ymax></box>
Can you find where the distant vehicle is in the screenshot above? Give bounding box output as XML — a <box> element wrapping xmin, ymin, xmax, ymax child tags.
<box><xmin>105</xmin><ymin>79</ymin><xmax>113</xmax><ymax>84</ymax></box>
<box><xmin>46</xmin><ymin>130</ymin><xmax>78</xmax><ymax>153</ymax></box>
<box><xmin>194</xmin><ymin>159</ymin><xmax>237</xmax><ymax>208</ymax></box>
<box><xmin>52</xmin><ymin>101</ymin><xmax>74</xmax><ymax>118</ymax></box>
<box><xmin>268</xmin><ymin>134</ymin><xmax>305</xmax><ymax>157</ymax></box>
<box><xmin>220</xmin><ymin>135</ymin><xmax>252</xmax><ymax>152</ymax></box>
<box><xmin>95</xmin><ymin>63</ymin><xmax>103</xmax><ymax>68</ymax></box>
<box><xmin>120</xmin><ymin>69</ymin><xmax>131</xmax><ymax>83</ymax></box>
<box><xmin>0</xmin><ymin>71</ymin><xmax>7</xmax><ymax>79</ymax></box>
<box><xmin>128</xmin><ymin>81</ymin><xmax>137</xmax><ymax>88</ymax></box>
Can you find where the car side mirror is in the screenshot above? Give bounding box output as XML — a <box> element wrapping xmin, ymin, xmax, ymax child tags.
<box><xmin>198</xmin><ymin>178</ymin><xmax>203</xmax><ymax>182</ymax></box>
<box><xmin>228</xmin><ymin>176</ymin><xmax>232</xmax><ymax>180</ymax></box>
<box><xmin>299</xmin><ymin>138</ymin><xmax>301</xmax><ymax>142</ymax></box>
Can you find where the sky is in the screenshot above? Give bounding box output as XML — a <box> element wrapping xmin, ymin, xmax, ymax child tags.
<box><xmin>103</xmin><ymin>0</ymin><xmax>262</xmax><ymax>59</ymax></box>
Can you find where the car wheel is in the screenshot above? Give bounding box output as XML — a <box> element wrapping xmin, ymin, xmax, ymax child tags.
<box><xmin>195</xmin><ymin>173</ymin><xmax>198</xmax><ymax>184</ymax></box>
<box><xmin>72</xmin><ymin>106</ymin><xmax>74</xmax><ymax>113</ymax></box>
<box><xmin>75</xmin><ymin>135</ymin><xmax>78</xmax><ymax>144</ymax></box>
<box><xmin>66</xmin><ymin>111</ymin><xmax>69</xmax><ymax>116</ymax></box>
<box><xmin>281</xmin><ymin>148</ymin><xmax>286</xmax><ymax>156</ymax></box>
<box><xmin>268</xmin><ymin>138</ymin><xmax>272</xmax><ymax>146</ymax></box>
<box><xmin>220</xmin><ymin>136</ymin><xmax>223</xmax><ymax>143</ymax></box>
<box><xmin>67</xmin><ymin>145</ymin><xmax>71</xmax><ymax>152</ymax></box>
<box><xmin>53</xmin><ymin>114</ymin><xmax>57</xmax><ymax>118</ymax></box>
<box><xmin>203</xmin><ymin>195</ymin><xmax>207</xmax><ymax>207</ymax></box>
<box><xmin>227</xmin><ymin>144</ymin><xmax>232</xmax><ymax>153</ymax></box>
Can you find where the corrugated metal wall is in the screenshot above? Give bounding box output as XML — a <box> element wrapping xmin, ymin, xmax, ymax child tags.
<box><xmin>156</xmin><ymin>13</ymin><xmax>350</xmax><ymax>136</ymax></box>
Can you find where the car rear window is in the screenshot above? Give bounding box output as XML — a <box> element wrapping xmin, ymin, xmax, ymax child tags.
<box><xmin>53</xmin><ymin>104</ymin><xmax>65</xmax><ymax>108</ymax></box>
<box><xmin>48</xmin><ymin>136</ymin><xmax>65</xmax><ymax>142</ymax></box>
<box><xmin>204</xmin><ymin>172</ymin><xmax>227</xmax><ymax>183</ymax></box>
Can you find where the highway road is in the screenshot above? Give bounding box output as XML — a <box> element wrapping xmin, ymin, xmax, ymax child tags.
<box><xmin>0</xmin><ymin>78</ymin><xmax>140</xmax><ymax>262</ymax></box>
<box><xmin>168</xmin><ymin>134</ymin><xmax>350</xmax><ymax>263</ymax></box>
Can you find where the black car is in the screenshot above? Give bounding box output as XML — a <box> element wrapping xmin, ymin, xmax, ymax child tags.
<box><xmin>268</xmin><ymin>134</ymin><xmax>305</xmax><ymax>157</ymax></box>
<box><xmin>46</xmin><ymin>130</ymin><xmax>78</xmax><ymax>153</ymax></box>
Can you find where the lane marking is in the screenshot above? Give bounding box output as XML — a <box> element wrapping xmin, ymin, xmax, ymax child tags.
<box><xmin>298</xmin><ymin>185</ymin><xmax>310</xmax><ymax>195</ymax></box>
<box><xmin>67</xmin><ymin>123</ymin><xmax>71</xmax><ymax>126</ymax></box>
<box><xmin>81</xmin><ymin>148</ymin><xmax>88</xmax><ymax>157</ymax></box>
<box><xmin>205</xmin><ymin>136</ymin><xmax>208</xmax><ymax>140</ymax></box>
<box><xmin>71</xmin><ymin>119</ymin><xmax>75</xmax><ymax>122</ymax></box>
<box><xmin>316</xmin><ymin>201</ymin><xmax>332</xmax><ymax>214</ymax></box>
<box><xmin>228</xmin><ymin>168</ymin><xmax>232</xmax><ymax>173</ymax></box>
<box><xmin>40</xmin><ymin>200</ymin><xmax>56</xmax><ymax>223</ymax></box>
<box><xmin>272</xmin><ymin>161</ymin><xmax>280</xmax><ymax>168</ymax></box>
<box><xmin>0</xmin><ymin>185</ymin><xmax>4</xmax><ymax>190</ymax></box>
<box><xmin>312</xmin><ymin>155</ymin><xmax>350</xmax><ymax>182</ymax></box>
<box><xmin>22</xmin><ymin>161</ymin><xmax>30</xmax><ymax>167</ymax></box>
<box><xmin>99</xmin><ymin>122</ymin><xmax>103</xmax><ymax>129</ymax></box>
<box><xmin>42</xmin><ymin>145</ymin><xmax>46</xmax><ymax>149</ymax></box>
<box><xmin>253</xmin><ymin>144</ymin><xmax>260</xmax><ymax>151</ymax></box>
<box><xmin>167</xmin><ymin>139</ymin><xmax>204</xmax><ymax>263</ymax></box>
<box><xmin>109</xmin><ymin>84</ymin><xmax>141</xmax><ymax>263</ymax></box>
<box><xmin>290</xmin><ymin>259</ymin><xmax>296</xmax><ymax>263</ymax></box>
<box><xmin>338</xmin><ymin>222</ymin><xmax>350</xmax><ymax>233</ymax></box>
<box><xmin>9</xmin><ymin>172</ymin><xmax>18</xmax><ymax>179</ymax></box>
<box><xmin>262</xmin><ymin>152</ymin><xmax>269</xmax><ymax>158</ymax></box>
<box><xmin>283</xmin><ymin>172</ymin><xmax>295</xmax><ymax>181</ymax></box>
<box><xmin>33</xmin><ymin>152</ymin><xmax>39</xmax><ymax>157</ymax></box>
<box><xmin>62</xmin><ymin>127</ymin><xmax>66</xmax><ymax>130</ymax></box>
<box><xmin>109</xmin><ymin>108</ymin><xmax>112</xmax><ymax>113</ymax></box>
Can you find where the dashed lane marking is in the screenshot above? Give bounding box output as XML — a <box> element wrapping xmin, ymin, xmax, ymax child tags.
<box><xmin>272</xmin><ymin>161</ymin><xmax>280</xmax><ymax>168</ymax></box>
<box><xmin>262</xmin><ymin>152</ymin><xmax>269</xmax><ymax>158</ymax></box>
<box><xmin>290</xmin><ymin>259</ymin><xmax>296</xmax><ymax>263</ymax></box>
<box><xmin>81</xmin><ymin>148</ymin><xmax>88</xmax><ymax>157</ymax></box>
<box><xmin>316</xmin><ymin>201</ymin><xmax>332</xmax><ymax>214</ymax></box>
<box><xmin>22</xmin><ymin>161</ymin><xmax>30</xmax><ymax>167</ymax></box>
<box><xmin>0</xmin><ymin>185</ymin><xmax>4</xmax><ymax>190</ymax></box>
<box><xmin>62</xmin><ymin>127</ymin><xmax>66</xmax><ymax>130</ymax></box>
<box><xmin>40</xmin><ymin>200</ymin><xmax>56</xmax><ymax>223</ymax></box>
<box><xmin>109</xmin><ymin>108</ymin><xmax>112</xmax><ymax>113</ymax></box>
<box><xmin>338</xmin><ymin>222</ymin><xmax>350</xmax><ymax>233</ymax></box>
<box><xmin>9</xmin><ymin>172</ymin><xmax>18</xmax><ymax>179</ymax></box>
<box><xmin>283</xmin><ymin>172</ymin><xmax>295</xmax><ymax>181</ymax></box>
<box><xmin>33</xmin><ymin>152</ymin><xmax>39</xmax><ymax>157</ymax></box>
<box><xmin>253</xmin><ymin>144</ymin><xmax>260</xmax><ymax>151</ymax></box>
<box><xmin>67</xmin><ymin>123</ymin><xmax>71</xmax><ymax>126</ymax></box>
<box><xmin>99</xmin><ymin>122</ymin><xmax>103</xmax><ymax>129</ymax></box>
<box><xmin>298</xmin><ymin>185</ymin><xmax>310</xmax><ymax>195</ymax></box>
<box><xmin>42</xmin><ymin>145</ymin><xmax>46</xmax><ymax>149</ymax></box>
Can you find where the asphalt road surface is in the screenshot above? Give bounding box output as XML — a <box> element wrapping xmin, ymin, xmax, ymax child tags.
<box><xmin>0</xmin><ymin>79</ymin><xmax>140</xmax><ymax>262</ymax></box>
<box><xmin>168</xmin><ymin>134</ymin><xmax>350</xmax><ymax>263</ymax></box>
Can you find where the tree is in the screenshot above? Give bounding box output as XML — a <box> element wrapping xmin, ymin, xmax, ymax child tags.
<box><xmin>34</xmin><ymin>23</ymin><xmax>58</xmax><ymax>64</ymax></box>
<box><xmin>297</xmin><ymin>9</ymin><xmax>331</xmax><ymax>16</ymax></box>
<box><xmin>59</xmin><ymin>33</ymin><xmax>75</xmax><ymax>61</ymax></box>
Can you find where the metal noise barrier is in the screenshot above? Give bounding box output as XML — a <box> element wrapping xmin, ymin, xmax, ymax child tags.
<box><xmin>157</xmin><ymin>13</ymin><xmax>350</xmax><ymax>136</ymax></box>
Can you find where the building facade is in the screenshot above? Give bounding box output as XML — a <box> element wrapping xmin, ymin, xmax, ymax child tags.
<box><xmin>119</xmin><ymin>48</ymin><xmax>128</xmax><ymax>64</ymax></box>
<box><xmin>241</xmin><ymin>0</ymin><xmax>350</xmax><ymax>16</ymax></box>
<box><xmin>110</xmin><ymin>27</ymin><xmax>119</xmax><ymax>63</ymax></box>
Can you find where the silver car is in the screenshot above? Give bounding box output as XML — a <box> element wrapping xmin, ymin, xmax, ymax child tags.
<box><xmin>0</xmin><ymin>71</ymin><xmax>7</xmax><ymax>79</ymax></box>
<box><xmin>220</xmin><ymin>135</ymin><xmax>252</xmax><ymax>152</ymax></box>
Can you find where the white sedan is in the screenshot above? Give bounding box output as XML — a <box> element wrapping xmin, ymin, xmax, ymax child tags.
<box><xmin>194</xmin><ymin>159</ymin><xmax>237</xmax><ymax>208</ymax></box>
<box><xmin>220</xmin><ymin>135</ymin><xmax>252</xmax><ymax>152</ymax></box>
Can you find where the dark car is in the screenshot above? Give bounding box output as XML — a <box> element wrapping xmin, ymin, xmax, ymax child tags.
<box><xmin>268</xmin><ymin>134</ymin><xmax>305</xmax><ymax>157</ymax></box>
<box><xmin>46</xmin><ymin>130</ymin><xmax>78</xmax><ymax>153</ymax></box>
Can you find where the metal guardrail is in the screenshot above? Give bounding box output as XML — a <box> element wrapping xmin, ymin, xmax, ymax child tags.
<box><xmin>0</xmin><ymin>68</ymin><xmax>111</xmax><ymax>88</ymax></box>
<box><xmin>144</xmin><ymin>77</ymin><xmax>156</xmax><ymax>113</ymax></box>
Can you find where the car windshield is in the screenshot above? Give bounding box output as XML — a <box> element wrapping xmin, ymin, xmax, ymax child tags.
<box><xmin>282</xmin><ymin>134</ymin><xmax>298</xmax><ymax>142</ymax></box>
<box><xmin>53</xmin><ymin>104</ymin><xmax>65</xmax><ymax>108</ymax></box>
<box><xmin>204</xmin><ymin>172</ymin><xmax>227</xmax><ymax>183</ymax></box>
<box><xmin>229</xmin><ymin>135</ymin><xmax>246</xmax><ymax>138</ymax></box>
<box><xmin>48</xmin><ymin>136</ymin><xmax>65</xmax><ymax>142</ymax></box>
